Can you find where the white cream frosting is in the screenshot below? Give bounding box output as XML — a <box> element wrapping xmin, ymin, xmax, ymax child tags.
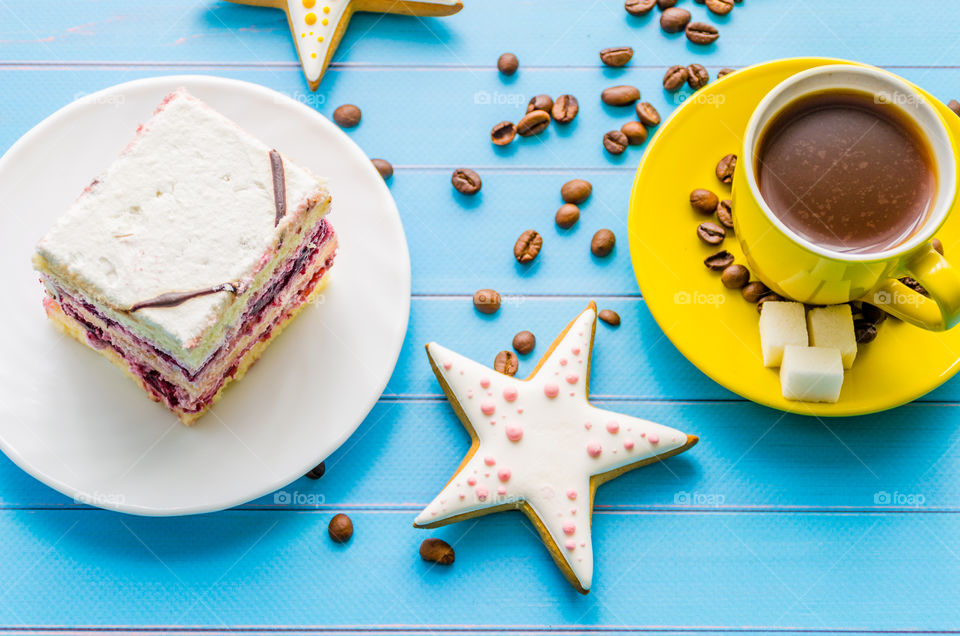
<box><xmin>36</xmin><ymin>89</ymin><xmax>328</xmax><ymax>370</ymax></box>
<box><xmin>416</xmin><ymin>306</ymin><xmax>694</xmax><ymax>592</ymax></box>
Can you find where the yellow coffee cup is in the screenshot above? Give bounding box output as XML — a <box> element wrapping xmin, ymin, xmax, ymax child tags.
<box><xmin>733</xmin><ymin>64</ymin><xmax>960</xmax><ymax>330</ymax></box>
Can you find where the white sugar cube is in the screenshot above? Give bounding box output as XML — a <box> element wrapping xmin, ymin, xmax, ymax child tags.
<box><xmin>807</xmin><ymin>305</ymin><xmax>857</xmax><ymax>369</ymax></box>
<box><xmin>780</xmin><ymin>345</ymin><xmax>844</xmax><ymax>403</ymax></box>
<box><xmin>759</xmin><ymin>301</ymin><xmax>808</xmax><ymax>367</ymax></box>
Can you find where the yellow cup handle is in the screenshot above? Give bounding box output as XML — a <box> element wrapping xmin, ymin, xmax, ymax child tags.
<box><xmin>868</xmin><ymin>243</ymin><xmax>960</xmax><ymax>331</ymax></box>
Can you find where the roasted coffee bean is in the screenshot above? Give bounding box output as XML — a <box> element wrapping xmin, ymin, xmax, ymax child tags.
<box><xmin>741</xmin><ymin>281</ymin><xmax>770</xmax><ymax>303</ymax></box>
<box><xmin>706</xmin><ymin>0</ymin><xmax>734</xmax><ymax>14</ymax></box>
<box><xmin>599</xmin><ymin>309</ymin><xmax>621</xmax><ymax>326</ymax></box>
<box><xmin>552</xmin><ymin>95</ymin><xmax>579</xmax><ymax>123</ymax></box>
<box><xmin>624</xmin><ymin>0</ymin><xmax>656</xmax><ymax>15</ymax></box>
<box><xmin>452</xmin><ymin>168</ymin><xmax>482</xmax><ymax>194</ymax></box>
<box><xmin>657</xmin><ymin>0</ymin><xmax>677</xmax><ymax>8</ymax></box>
<box><xmin>862</xmin><ymin>303</ymin><xmax>888</xmax><ymax>325</ymax></box>
<box><xmin>660</xmin><ymin>7</ymin><xmax>691</xmax><ymax>32</ymax></box>
<box><xmin>328</xmin><ymin>514</ymin><xmax>353</xmax><ymax>543</ymax></box>
<box><xmin>854</xmin><ymin>319</ymin><xmax>878</xmax><ymax>344</ymax></box>
<box><xmin>527</xmin><ymin>94</ymin><xmax>554</xmax><ymax>114</ymax></box>
<box><xmin>687</xmin><ymin>63</ymin><xmax>709</xmax><ymax>90</ymax></box>
<box><xmin>555</xmin><ymin>203</ymin><xmax>581</xmax><ymax>229</ymax></box>
<box><xmin>600</xmin><ymin>46</ymin><xmax>634</xmax><ymax>67</ymax></box>
<box><xmin>603</xmin><ymin>130</ymin><xmax>629</xmax><ymax>154</ymax></box>
<box><xmin>494</xmin><ymin>350</ymin><xmax>519</xmax><ymax>376</ymax></box>
<box><xmin>716</xmin><ymin>199</ymin><xmax>734</xmax><ymax>228</ymax></box>
<box><xmin>621</xmin><ymin>121</ymin><xmax>648</xmax><ymax>145</ymax></box>
<box><xmin>663</xmin><ymin>65</ymin><xmax>689</xmax><ymax>92</ymax></box>
<box><xmin>690</xmin><ymin>188</ymin><xmax>719</xmax><ymax>214</ymax></box>
<box><xmin>636</xmin><ymin>101</ymin><xmax>661</xmax><ymax>126</ymax></box>
<box><xmin>717</xmin><ymin>67</ymin><xmax>736</xmax><ymax>78</ymax></box>
<box><xmin>371</xmin><ymin>159</ymin><xmax>393</xmax><ymax>180</ymax></box>
<box><xmin>514</xmin><ymin>229</ymin><xmax>543</xmax><ymax>263</ymax></box>
<box><xmin>704</xmin><ymin>249</ymin><xmax>734</xmax><ymax>271</ymax></box>
<box><xmin>686</xmin><ymin>21</ymin><xmax>720</xmax><ymax>44</ymax></box>
<box><xmin>591</xmin><ymin>229</ymin><xmax>616</xmax><ymax>257</ymax></box>
<box><xmin>900</xmin><ymin>276</ymin><xmax>930</xmax><ymax>296</ymax></box>
<box><xmin>933</xmin><ymin>237</ymin><xmax>945</xmax><ymax>254</ymax></box>
<box><xmin>562</xmin><ymin>179</ymin><xmax>593</xmax><ymax>204</ymax></box>
<box><xmin>756</xmin><ymin>294</ymin><xmax>785</xmax><ymax>313</ymax></box>
<box><xmin>517</xmin><ymin>110</ymin><xmax>551</xmax><ymax>136</ymax></box>
<box><xmin>697</xmin><ymin>221</ymin><xmax>725</xmax><ymax>245</ymax></box>
<box><xmin>473</xmin><ymin>288</ymin><xmax>501</xmax><ymax>314</ymax></box>
<box><xmin>491</xmin><ymin>120</ymin><xmax>517</xmax><ymax>146</ymax></box>
<box><xmin>949</xmin><ymin>99</ymin><xmax>960</xmax><ymax>116</ymax></box>
<box><xmin>497</xmin><ymin>52</ymin><xmax>519</xmax><ymax>75</ymax></box>
<box><xmin>419</xmin><ymin>538</ymin><xmax>455</xmax><ymax>565</ymax></box>
<box><xmin>512</xmin><ymin>330</ymin><xmax>536</xmax><ymax>355</ymax></box>
<box><xmin>721</xmin><ymin>264</ymin><xmax>750</xmax><ymax>289</ymax></box>
<box><xmin>715</xmin><ymin>153</ymin><xmax>737</xmax><ymax>184</ymax></box>
<box><xmin>332</xmin><ymin>104</ymin><xmax>362</xmax><ymax>128</ymax></box>
<box><xmin>601</xmin><ymin>85</ymin><xmax>641</xmax><ymax>106</ymax></box>
<box><xmin>305</xmin><ymin>461</ymin><xmax>326</xmax><ymax>480</ymax></box>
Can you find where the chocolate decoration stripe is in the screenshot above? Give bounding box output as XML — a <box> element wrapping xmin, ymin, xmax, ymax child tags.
<box><xmin>126</xmin><ymin>283</ymin><xmax>238</xmax><ymax>313</ymax></box>
<box><xmin>269</xmin><ymin>149</ymin><xmax>286</xmax><ymax>226</ymax></box>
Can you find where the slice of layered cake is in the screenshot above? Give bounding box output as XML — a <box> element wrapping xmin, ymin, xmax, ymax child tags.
<box><xmin>33</xmin><ymin>89</ymin><xmax>337</xmax><ymax>425</ymax></box>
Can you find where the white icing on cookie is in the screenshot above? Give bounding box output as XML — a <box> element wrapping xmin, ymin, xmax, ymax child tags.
<box><xmin>415</xmin><ymin>305</ymin><xmax>695</xmax><ymax>592</ymax></box>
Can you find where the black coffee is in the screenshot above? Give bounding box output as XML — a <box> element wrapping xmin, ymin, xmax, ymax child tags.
<box><xmin>757</xmin><ymin>89</ymin><xmax>935</xmax><ymax>253</ymax></box>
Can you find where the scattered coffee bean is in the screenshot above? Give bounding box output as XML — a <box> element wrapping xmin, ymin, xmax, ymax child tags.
<box><xmin>721</xmin><ymin>264</ymin><xmax>750</xmax><ymax>289</ymax></box>
<box><xmin>741</xmin><ymin>281</ymin><xmax>770</xmax><ymax>303</ymax></box>
<box><xmin>756</xmin><ymin>294</ymin><xmax>785</xmax><ymax>313</ymax></box>
<box><xmin>512</xmin><ymin>330</ymin><xmax>536</xmax><ymax>355</ymax></box>
<box><xmin>660</xmin><ymin>7</ymin><xmax>691</xmax><ymax>32</ymax></box>
<box><xmin>624</xmin><ymin>0</ymin><xmax>656</xmax><ymax>15</ymax></box>
<box><xmin>603</xmin><ymin>130</ymin><xmax>629</xmax><ymax>154</ymax></box>
<box><xmin>687</xmin><ymin>63</ymin><xmax>709</xmax><ymax>90</ymax></box>
<box><xmin>497</xmin><ymin>52</ymin><xmax>519</xmax><ymax>76</ymax></box>
<box><xmin>514</xmin><ymin>229</ymin><xmax>543</xmax><ymax>263</ymax></box>
<box><xmin>716</xmin><ymin>199</ymin><xmax>734</xmax><ymax>228</ymax></box>
<box><xmin>494</xmin><ymin>350</ymin><xmax>519</xmax><ymax>376</ymax></box>
<box><xmin>601</xmin><ymin>85</ymin><xmax>642</xmax><ymax>106</ymax></box>
<box><xmin>690</xmin><ymin>188</ymin><xmax>719</xmax><ymax>214</ymax></box>
<box><xmin>332</xmin><ymin>104</ymin><xmax>361</xmax><ymax>128</ymax></box>
<box><xmin>933</xmin><ymin>237</ymin><xmax>945</xmax><ymax>255</ymax></box>
<box><xmin>657</xmin><ymin>0</ymin><xmax>677</xmax><ymax>8</ymax></box>
<box><xmin>900</xmin><ymin>276</ymin><xmax>930</xmax><ymax>296</ymax></box>
<box><xmin>600</xmin><ymin>46</ymin><xmax>634</xmax><ymax>67</ymax></box>
<box><xmin>371</xmin><ymin>159</ymin><xmax>393</xmax><ymax>180</ymax></box>
<box><xmin>599</xmin><ymin>309</ymin><xmax>621</xmax><ymax>326</ymax></box>
<box><xmin>663</xmin><ymin>65</ymin><xmax>689</xmax><ymax>92</ymax></box>
<box><xmin>419</xmin><ymin>538</ymin><xmax>455</xmax><ymax>565</ymax></box>
<box><xmin>636</xmin><ymin>102</ymin><xmax>661</xmax><ymax>126</ymax></box>
<box><xmin>704</xmin><ymin>249</ymin><xmax>734</xmax><ymax>271</ymax></box>
<box><xmin>861</xmin><ymin>303</ymin><xmax>887</xmax><ymax>325</ymax></box>
<box><xmin>491</xmin><ymin>120</ymin><xmax>517</xmax><ymax>146</ymax></box>
<box><xmin>591</xmin><ymin>229</ymin><xmax>616</xmax><ymax>257</ymax></box>
<box><xmin>561</xmin><ymin>179</ymin><xmax>593</xmax><ymax>204</ymax></box>
<box><xmin>527</xmin><ymin>94</ymin><xmax>554</xmax><ymax>114</ymax></box>
<box><xmin>305</xmin><ymin>461</ymin><xmax>325</xmax><ymax>480</ymax></box>
<box><xmin>328</xmin><ymin>514</ymin><xmax>353</xmax><ymax>543</ymax></box>
<box><xmin>706</xmin><ymin>0</ymin><xmax>734</xmax><ymax>14</ymax></box>
<box><xmin>949</xmin><ymin>99</ymin><xmax>960</xmax><ymax>116</ymax></box>
<box><xmin>517</xmin><ymin>110</ymin><xmax>551</xmax><ymax>136</ymax></box>
<box><xmin>717</xmin><ymin>68</ymin><xmax>736</xmax><ymax>78</ymax></box>
<box><xmin>473</xmin><ymin>288</ymin><xmax>501</xmax><ymax>314</ymax></box>
<box><xmin>697</xmin><ymin>221</ymin><xmax>725</xmax><ymax>245</ymax></box>
<box><xmin>621</xmin><ymin>121</ymin><xmax>648</xmax><ymax>145</ymax></box>
<box><xmin>854</xmin><ymin>319</ymin><xmax>878</xmax><ymax>344</ymax></box>
<box><xmin>715</xmin><ymin>153</ymin><xmax>737</xmax><ymax>184</ymax></box>
<box><xmin>555</xmin><ymin>203</ymin><xmax>581</xmax><ymax>229</ymax></box>
<box><xmin>686</xmin><ymin>22</ymin><xmax>719</xmax><ymax>45</ymax></box>
<box><xmin>452</xmin><ymin>168</ymin><xmax>482</xmax><ymax>195</ymax></box>
<box><xmin>552</xmin><ymin>95</ymin><xmax>580</xmax><ymax>124</ymax></box>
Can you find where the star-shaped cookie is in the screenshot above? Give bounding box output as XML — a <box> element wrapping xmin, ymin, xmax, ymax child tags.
<box><xmin>226</xmin><ymin>0</ymin><xmax>463</xmax><ymax>90</ymax></box>
<box><xmin>415</xmin><ymin>303</ymin><xmax>698</xmax><ymax>593</ymax></box>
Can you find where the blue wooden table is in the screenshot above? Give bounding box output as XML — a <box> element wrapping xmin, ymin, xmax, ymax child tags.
<box><xmin>2</xmin><ymin>0</ymin><xmax>960</xmax><ymax>631</ymax></box>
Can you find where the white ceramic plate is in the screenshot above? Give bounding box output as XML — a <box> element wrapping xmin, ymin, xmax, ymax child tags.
<box><xmin>0</xmin><ymin>75</ymin><xmax>410</xmax><ymax>515</ymax></box>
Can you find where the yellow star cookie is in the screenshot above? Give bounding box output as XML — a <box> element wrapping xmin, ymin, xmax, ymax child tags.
<box><xmin>226</xmin><ymin>0</ymin><xmax>463</xmax><ymax>90</ymax></box>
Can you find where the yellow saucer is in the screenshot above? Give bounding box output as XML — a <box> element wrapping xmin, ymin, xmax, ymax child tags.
<box><xmin>628</xmin><ymin>57</ymin><xmax>960</xmax><ymax>416</ymax></box>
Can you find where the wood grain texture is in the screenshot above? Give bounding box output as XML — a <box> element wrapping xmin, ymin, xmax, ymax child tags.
<box><xmin>1</xmin><ymin>0</ymin><xmax>959</xmax><ymax>630</ymax></box>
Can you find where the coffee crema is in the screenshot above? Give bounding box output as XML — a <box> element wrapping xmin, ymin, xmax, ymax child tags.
<box><xmin>756</xmin><ymin>89</ymin><xmax>936</xmax><ymax>254</ymax></box>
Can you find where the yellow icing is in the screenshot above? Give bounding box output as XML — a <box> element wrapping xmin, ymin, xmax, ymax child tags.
<box><xmin>323</xmin><ymin>6</ymin><xmax>331</xmax><ymax>13</ymax></box>
<box><xmin>322</xmin><ymin>18</ymin><xmax>329</xmax><ymax>25</ymax></box>
<box><xmin>302</xmin><ymin>0</ymin><xmax>315</xmax><ymax>6</ymax></box>
<box><xmin>311</xmin><ymin>52</ymin><xmax>317</xmax><ymax>58</ymax></box>
<box><xmin>305</xmin><ymin>12</ymin><xmax>317</xmax><ymax>25</ymax></box>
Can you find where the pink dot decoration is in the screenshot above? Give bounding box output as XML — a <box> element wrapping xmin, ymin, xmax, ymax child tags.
<box><xmin>606</xmin><ymin>421</ymin><xmax>620</xmax><ymax>434</ymax></box>
<box><xmin>586</xmin><ymin>442</ymin><xmax>602</xmax><ymax>457</ymax></box>
<box><xmin>480</xmin><ymin>401</ymin><xmax>496</xmax><ymax>416</ymax></box>
<box><xmin>498</xmin><ymin>468</ymin><xmax>511</xmax><ymax>482</ymax></box>
<box><xmin>624</xmin><ymin>439</ymin><xmax>635</xmax><ymax>450</ymax></box>
<box><xmin>467</xmin><ymin>476</ymin><xmax>477</xmax><ymax>486</ymax></box>
<box><xmin>566</xmin><ymin>373</ymin><xmax>579</xmax><ymax>385</ymax></box>
<box><xmin>562</xmin><ymin>522</ymin><xmax>576</xmax><ymax>535</ymax></box>
<box><xmin>503</xmin><ymin>387</ymin><xmax>518</xmax><ymax>402</ymax></box>
<box><xmin>567</xmin><ymin>489</ymin><xmax>577</xmax><ymax>500</ymax></box>
<box><xmin>560</xmin><ymin>358</ymin><xmax>568</xmax><ymax>366</ymax></box>
<box><xmin>476</xmin><ymin>486</ymin><xmax>489</xmax><ymax>500</ymax></box>
<box><xmin>442</xmin><ymin>361</ymin><xmax>452</xmax><ymax>370</ymax></box>
<box><xmin>497</xmin><ymin>486</ymin><xmax>506</xmax><ymax>495</ymax></box>
<box><xmin>544</xmin><ymin>383</ymin><xmax>560</xmax><ymax>398</ymax></box>
<box><xmin>584</xmin><ymin>422</ymin><xmax>592</xmax><ymax>430</ymax></box>
<box><xmin>571</xmin><ymin>346</ymin><xmax>581</xmax><ymax>355</ymax></box>
<box><xmin>484</xmin><ymin>456</ymin><xmax>496</xmax><ymax>466</ymax></box>
<box><xmin>648</xmin><ymin>432</ymin><xmax>660</xmax><ymax>444</ymax></box>
<box><xmin>565</xmin><ymin>539</ymin><xmax>576</xmax><ymax>551</ymax></box>
<box><xmin>480</xmin><ymin>377</ymin><xmax>490</xmax><ymax>389</ymax></box>
<box><xmin>505</xmin><ymin>425</ymin><xmax>523</xmax><ymax>442</ymax></box>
